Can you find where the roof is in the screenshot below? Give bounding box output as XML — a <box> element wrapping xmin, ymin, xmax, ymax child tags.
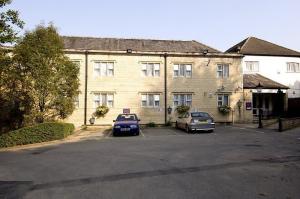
<box><xmin>62</xmin><ymin>36</ymin><xmax>220</xmax><ymax>53</ymax></box>
<box><xmin>226</xmin><ymin>37</ymin><xmax>300</xmax><ymax>57</ymax></box>
<box><xmin>243</xmin><ymin>74</ymin><xmax>289</xmax><ymax>89</ymax></box>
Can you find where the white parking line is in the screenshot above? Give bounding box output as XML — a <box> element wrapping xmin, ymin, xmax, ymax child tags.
<box><xmin>140</xmin><ymin>130</ymin><xmax>145</xmax><ymax>137</ymax></box>
<box><xmin>106</xmin><ymin>130</ymin><xmax>113</xmax><ymax>138</ymax></box>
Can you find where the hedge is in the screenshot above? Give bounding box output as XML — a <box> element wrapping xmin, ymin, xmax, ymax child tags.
<box><xmin>0</xmin><ymin>122</ymin><xmax>75</xmax><ymax>148</ymax></box>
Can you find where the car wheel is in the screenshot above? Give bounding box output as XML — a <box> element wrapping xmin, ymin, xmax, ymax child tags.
<box><xmin>185</xmin><ymin>124</ymin><xmax>190</xmax><ymax>133</ymax></box>
<box><xmin>136</xmin><ymin>130</ymin><xmax>140</xmax><ymax>136</ymax></box>
<box><xmin>113</xmin><ymin>132</ymin><xmax>117</xmax><ymax>137</ymax></box>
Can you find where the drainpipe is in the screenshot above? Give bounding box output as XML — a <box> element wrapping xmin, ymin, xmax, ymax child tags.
<box><xmin>84</xmin><ymin>51</ymin><xmax>88</xmax><ymax>125</ymax></box>
<box><xmin>164</xmin><ymin>53</ymin><xmax>167</xmax><ymax>124</ymax></box>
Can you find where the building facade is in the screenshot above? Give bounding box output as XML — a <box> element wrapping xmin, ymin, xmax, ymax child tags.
<box><xmin>63</xmin><ymin>36</ymin><xmax>244</xmax><ymax>126</ymax></box>
<box><xmin>227</xmin><ymin>37</ymin><xmax>299</xmax><ymax>121</ymax></box>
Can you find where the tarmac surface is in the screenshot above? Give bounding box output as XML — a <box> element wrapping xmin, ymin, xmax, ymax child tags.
<box><xmin>0</xmin><ymin>125</ymin><xmax>300</xmax><ymax>199</ymax></box>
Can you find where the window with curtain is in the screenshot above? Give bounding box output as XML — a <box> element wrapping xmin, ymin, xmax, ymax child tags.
<box><xmin>141</xmin><ymin>94</ymin><xmax>160</xmax><ymax>107</ymax></box>
<box><xmin>287</xmin><ymin>62</ymin><xmax>300</xmax><ymax>72</ymax></box>
<box><xmin>173</xmin><ymin>64</ymin><xmax>192</xmax><ymax>77</ymax></box>
<box><xmin>141</xmin><ymin>63</ymin><xmax>160</xmax><ymax>77</ymax></box>
<box><xmin>94</xmin><ymin>62</ymin><xmax>114</xmax><ymax>77</ymax></box>
<box><xmin>245</xmin><ymin>61</ymin><xmax>259</xmax><ymax>72</ymax></box>
<box><xmin>217</xmin><ymin>94</ymin><xmax>229</xmax><ymax>106</ymax></box>
<box><xmin>217</xmin><ymin>64</ymin><xmax>229</xmax><ymax>78</ymax></box>
<box><xmin>94</xmin><ymin>93</ymin><xmax>114</xmax><ymax>108</ymax></box>
<box><xmin>173</xmin><ymin>94</ymin><xmax>192</xmax><ymax>106</ymax></box>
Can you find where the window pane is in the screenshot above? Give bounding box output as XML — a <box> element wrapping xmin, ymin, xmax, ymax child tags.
<box><xmin>173</xmin><ymin>94</ymin><xmax>178</xmax><ymax>100</ymax></box>
<box><xmin>148</xmin><ymin>94</ymin><xmax>154</xmax><ymax>106</ymax></box>
<box><xmin>223</xmin><ymin>95</ymin><xmax>229</xmax><ymax>106</ymax></box>
<box><xmin>186</xmin><ymin>64</ymin><xmax>192</xmax><ymax>71</ymax></box>
<box><xmin>107</xmin><ymin>101</ymin><xmax>113</xmax><ymax>107</ymax></box>
<box><xmin>141</xmin><ymin>95</ymin><xmax>147</xmax><ymax>101</ymax></box>
<box><xmin>154</xmin><ymin>64</ymin><xmax>160</xmax><ymax>70</ymax></box>
<box><xmin>173</xmin><ymin>64</ymin><xmax>179</xmax><ymax>71</ymax></box>
<box><xmin>100</xmin><ymin>63</ymin><xmax>107</xmax><ymax>76</ymax></box>
<box><xmin>101</xmin><ymin>94</ymin><xmax>107</xmax><ymax>106</ymax></box>
<box><xmin>224</xmin><ymin>65</ymin><xmax>229</xmax><ymax>77</ymax></box>
<box><xmin>179</xmin><ymin>65</ymin><xmax>185</xmax><ymax>76</ymax></box>
<box><xmin>107</xmin><ymin>63</ymin><xmax>114</xmax><ymax>69</ymax></box>
<box><xmin>154</xmin><ymin>95</ymin><xmax>160</xmax><ymax>101</ymax></box>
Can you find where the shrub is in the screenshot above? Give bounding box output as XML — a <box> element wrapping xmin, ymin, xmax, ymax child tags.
<box><xmin>146</xmin><ymin>122</ymin><xmax>156</xmax><ymax>127</ymax></box>
<box><xmin>218</xmin><ymin>105</ymin><xmax>231</xmax><ymax>115</ymax></box>
<box><xmin>0</xmin><ymin>122</ymin><xmax>75</xmax><ymax>148</ymax></box>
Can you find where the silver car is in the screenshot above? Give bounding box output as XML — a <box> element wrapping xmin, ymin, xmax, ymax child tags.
<box><xmin>175</xmin><ymin>112</ymin><xmax>215</xmax><ymax>133</ymax></box>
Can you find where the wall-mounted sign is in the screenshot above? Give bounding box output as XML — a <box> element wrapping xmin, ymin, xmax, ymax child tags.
<box><xmin>123</xmin><ymin>108</ymin><xmax>130</xmax><ymax>114</ymax></box>
<box><xmin>246</xmin><ymin>102</ymin><xmax>252</xmax><ymax>110</ymax></box>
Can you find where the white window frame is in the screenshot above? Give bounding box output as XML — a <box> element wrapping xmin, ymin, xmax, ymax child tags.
<box><xmin>94</xmin><ymin>61</ymin><xmax>114</xmax><ymax>77</ymax></box>
<box><xmin>173</xmin><ymin>64</ymin><xmax>192</xmax><ymax>78</ymax></box>
<box><xmin>245</xmin><ymin>61</ymin><xmax>259</xmax><ymax>72</ymax></box>
<box><xmin>94</xmin><ymin>93</ymin><xmax>114</xmax><ymax>108</ymax></box>
<box><xmin>287</xmin><ymin>62</ymin><xmax>300</xmax><ymax>73</ymax></box>
<box><xmin>141</xmin><ymin>63</ymin><xmax>160</xmax><ymax>77</ymax></box>
<box><xmin>141</xmin><ymin>94</ymin><xmax>160</xmax><ymax>108</ymax></box>
<box><xmin>217</xmin><ymin>64</ymin><xmax>229</xmax><ymax>78</ymax></box>
<box><xmin>173</xmin><ymin>94</ymin><xmax>192</xmax><ymax>107</ymax></box>
<box><xmin>217</xmin><ymin>94</ymin><xmax>229</xmax><ymax>107</ymax></box>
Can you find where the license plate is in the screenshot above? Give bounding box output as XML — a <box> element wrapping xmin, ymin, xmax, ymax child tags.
<box><xmin>199</xmin><ymin>121</ymin><xmax>208</xmax><ymax>124</ymax></box>
<box><xmin>121</xmin><ymin>128</ymin><xmax>130</xmax><ymax>131</ymax></box>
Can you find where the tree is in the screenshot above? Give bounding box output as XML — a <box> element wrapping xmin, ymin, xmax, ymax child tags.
<box><xmin>13</xmin><ymin>24</ymin><xmax>80</xmax><ymax>123</ymax></box>
<box><xmin>0</xmin><ymin>0</ymin><xmax>24</xmax><ymax>133</ymax></box>
<box><xmin>0</xmin><ymin>0</ymin><xmax>24</xmax><ymax>44</ymax></box>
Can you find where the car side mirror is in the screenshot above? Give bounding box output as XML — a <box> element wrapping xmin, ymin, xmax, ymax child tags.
<box><xmin>113</xmin><ymin>120</ymin><xmax>116</xmax><ymax>122</ymax></box>
<box><xmin>138</xmin><ymin>119</ymin><xmax>141</xmax><ymax>121</ymax></box>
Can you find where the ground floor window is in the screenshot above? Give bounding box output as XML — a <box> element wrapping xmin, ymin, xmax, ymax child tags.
<box><xmin>141</xmin><ymin>94</ymin><xmax>160</xmax><ymax>107</ymax></box>
<box><xmin>173</xmin><ymin>94</ymin><xmax>192</xmax><ymax>106</ymax></box>
<box><xmin>217</xmin><ymin>94</ymin><xmax>229</xmax><ymax>106</ymax></box>
<box><xmin>94</xmin><ymin>93</ymin><xmax>114</xmax><ymax>108</ymax></box>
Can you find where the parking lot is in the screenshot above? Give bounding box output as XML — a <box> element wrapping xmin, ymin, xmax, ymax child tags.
<box><xmin>1</xmin><ymin>126</ymin><xmax>300</xmax><ymax>199</ymax></box>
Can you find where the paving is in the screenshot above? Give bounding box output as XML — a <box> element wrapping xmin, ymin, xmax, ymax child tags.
<box><xmin>0</xmin><ymin>126</ymin><xmax>300</xmax><ymax>199</ymax></box>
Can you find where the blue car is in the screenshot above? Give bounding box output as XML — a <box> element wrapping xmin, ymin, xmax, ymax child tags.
<box><xmin>113</xmin><ymin>114</ymin><xmax>140</xmax><ymax>136</ymax></box>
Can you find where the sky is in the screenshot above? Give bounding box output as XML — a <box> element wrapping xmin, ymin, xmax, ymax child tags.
<box><xmin>7</xmin><ymin>0</ymin><xmax>300</xmax><ymax>52</ymax></box>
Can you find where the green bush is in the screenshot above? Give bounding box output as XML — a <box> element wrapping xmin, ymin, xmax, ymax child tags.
<box><xmin>146</xmin><ymin>122</ymin><xmax>156</xmax><ymax>127</ymax></box>
<box><xmin>0</xmin><ymin>122</ymin><xmax>75</xmax><ymax>148</ymax></box>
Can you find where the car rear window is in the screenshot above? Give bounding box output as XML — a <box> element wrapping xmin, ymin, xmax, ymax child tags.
<box><xmin>191</xmin><ymin>112</ymin><xmax>209</xmax><ymax>117</ymax></box>
<box><xmin>117</xmin><ymin>114</ymin><xmax>137</xmax><ymax>121</ymax></box>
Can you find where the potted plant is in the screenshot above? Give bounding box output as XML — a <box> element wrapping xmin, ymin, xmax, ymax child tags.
<box><xmin>176</xmin><ymin>105</ymin><xmax>190</xmax><ymax>117</ymax></box>
<box><xmin>90</xmin><ymin>105</ymin><xmax>110</xmax><ymax>124</ymax></box>
<box><xmin>218</xmin><ymin>105</ymin><xmax>231</xmax><ymax>115</ymax></box>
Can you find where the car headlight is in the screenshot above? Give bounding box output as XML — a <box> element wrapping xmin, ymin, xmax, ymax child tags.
<box><xmin>114</xmin><ymin>125</ymin><xmax>121</xmax><ymax>129</ymax></box>
<box><xmin>207</xmin><ymin>119</ymin><xmax>212</xmax><ymax>123</ymax></box>
<box><xmin>130</xmin><ymin>125</ymin><xmax>137</xmax><ymax>128</ymax></box>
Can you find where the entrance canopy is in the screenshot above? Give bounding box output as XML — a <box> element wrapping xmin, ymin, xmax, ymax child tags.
<box><xmin>243</xmin><ymin>74</ymin><xmax>289</xmax><ymax>93</ymax></box>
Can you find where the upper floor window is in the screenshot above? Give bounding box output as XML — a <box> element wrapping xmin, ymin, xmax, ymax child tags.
<box><xmin>217</xmin><ymin>64</ymin><xmax>229</xmax><ymax>78</ymax></box>
<box><xmin>173</xmin><ymin>64</ymin><xmax>192</xmax><ymax>77</ymax></box>
<box><xmin>94</xmin><ymin>93</ymin><xmax>114</xmax><ymax>108</ymax></box>
<box><xmin>287</xmin><ymin>62</ymin><xmax>300</xmax><ymax>72</ymax></box>
<box><xmin>141</xmin><ymin>63</ymin><xmax>160</xmax><ymax>77</ymax></box>
<box><xmin>245</xmin><ymin>61</ymin><xmax>259</xmax><ymax>72</ymax></box>
<box><xmin>94</xmin><ymin>62</ymin><xmax>114</xmax><ymax>77</ymax></box>
<box><xmin>141</xmin><ymin>94</ymin><xmax>160</xmax><ymax>107</ymax></box>
<box><xmin>173</xmin><ymin>94</ymin><xmax>192</xmax><ymax>107</ymax></box>
<box><xmin>217</xmin><ymin>94</ymin><xmax>229</xmax><ymax>106</ymax></box>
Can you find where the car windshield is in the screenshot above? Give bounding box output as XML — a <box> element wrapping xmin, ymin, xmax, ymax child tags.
<box><xmin>116</xmin><ymin>114</ymin><xmax>137</xmax><ymax>121</ymax></box>
<box><xmin>191</xmin><ymin>112</ymin><xmax>210</xmax><ymax>117</ymax></box>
